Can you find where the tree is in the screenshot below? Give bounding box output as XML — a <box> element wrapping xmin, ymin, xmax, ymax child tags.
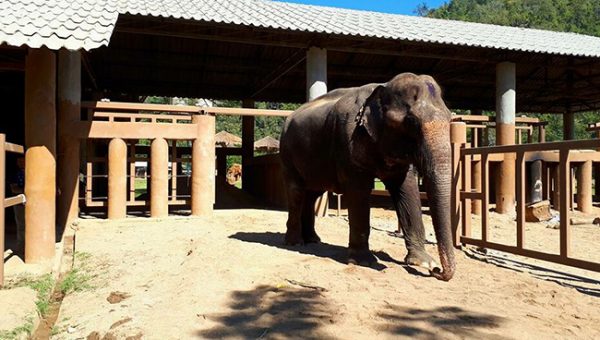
<box><xmin>420</xmin><ymin>0</ymin><xmax>600</xmax><ymax>141</ymax></box>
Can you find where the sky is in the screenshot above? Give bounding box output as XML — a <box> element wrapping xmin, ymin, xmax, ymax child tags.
<box><xmin>272</xmin><ymin>0</ymin><xmax>447</xmax><ymax>15</ymax></box>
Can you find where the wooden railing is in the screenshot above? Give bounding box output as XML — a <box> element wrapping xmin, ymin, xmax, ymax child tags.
<box><xmin>453</xmin><ymin>128</ymin><xmax>600</xmax><ymax>272</ymax></box>
<box><xmin>0</xmin><ymin>134</ymin><xmax>25</xmax><ymax>286</ymax></box>
<box><xmin>453</xmin><ymin>114</ymin><xmax>546</xmax><ymax>146</ymax></box>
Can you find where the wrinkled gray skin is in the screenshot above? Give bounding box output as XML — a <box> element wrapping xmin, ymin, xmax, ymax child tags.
<box><xmin>280</xmin><ymin>73</ymin><xmax>455</xmax><ymax>281</ymax></box>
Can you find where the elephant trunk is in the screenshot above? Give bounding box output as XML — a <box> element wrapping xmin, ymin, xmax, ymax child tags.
<box><xmin>420</xmin><ymin>120</ymin><xmax>455</xmax><ymax>281</ymax></box>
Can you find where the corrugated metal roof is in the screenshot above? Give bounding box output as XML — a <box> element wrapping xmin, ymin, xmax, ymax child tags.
<box><xmin>0</xmin><ymin>0</ymin><xmax>118</xmax><ymax>50</ymax></box>
<box><xmin>3</xmin><ymin>0</ymin><xmax>600</xmax><ymax>58</ymax></box>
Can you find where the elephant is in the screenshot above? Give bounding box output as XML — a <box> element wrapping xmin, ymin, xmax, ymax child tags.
<box><xmin>279</xmin><ymin>73</ymin><xmax>455</xmax><ymax>281</ymax></box>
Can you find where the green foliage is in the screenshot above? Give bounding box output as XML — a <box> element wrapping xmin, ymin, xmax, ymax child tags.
<box><xmin>422</xmin><ymin>0</ymin><xmax>600</xmax><ymax>140</ymax></box>
<box><xmin>59</xmin><ymin>252</ymin><xmax>94</xmax><ymax>295</ymax></box>
<box><xmin>421</xmin><ymin>0</ymin><xmax>600</xmax><ymax>36</ymax></box>
<box><xmin>17</xmin><ymin>274</ymin><xmax>55</xmax><ymax>316</ymax></box>
<box><xmin>0</xmin><ymin>317</ymin><xmax>34</xmax><ymax>340</ymax></box>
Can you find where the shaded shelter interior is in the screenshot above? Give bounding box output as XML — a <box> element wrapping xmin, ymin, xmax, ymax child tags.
<box><xmin>85</xmin><ymin>15</ymin><xmax>600</xmax><ymax>113</ymax></box>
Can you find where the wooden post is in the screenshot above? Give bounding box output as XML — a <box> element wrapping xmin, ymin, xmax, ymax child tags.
<box><xmin>108</xmin><ymin>138</ymin><xmax>127</xmax><ymax>219</ymax></box>
<box><xmin>57</xmin><ymin>49</ymin><xmax>81</xmax><ymax>228</ymax></box>
<box><xmin>559</xmin><ymin>150</ymin><xmax>571</xmax><ymax>258</ymax></box>
<box><xmin>461</xmin><ymin>144</ymin><xmax>472</xmax><ymax>241</ymax></box>
<box><xmin>151</xmin><ymin>138</ymin><xmax>169</xmax><ymax>217</ymax></box>
<box><xmin>450</xmin><ymin>122</ymin><xmax>466</xmax><ymax>246</ymax></box>
<box><xmin>576</xmin><ymin>160</ymin><xmax>593</xmax><ymax>214</ymax></box>
<box><xmin>0</xmin><ymin>134</ymin><xmax>5</xmax><ymax>286</ymax></box>
<box><xmin>563</xmin><ymin>111</ymin><xmax>575</xmax><ymax>141</ymax></box>
<box><xmin>515</xmin><ymin>152</ymin><xmax>525</xmax><ymax>249</ymax></box>
<box><xmin>242</xmin><ymin>99</ymin><xmax>254</xmax><ymax>194</ymax></box>
<box><xmin>191</xmin><ymin>113</ymin><xmax>215</xmax><ymax>216</ymax></box>
<box><xmin>24</xmin><ymin>48</ymin><xmax>57</xmax><ymax>263</ymax></box>
<box><xmin>471</xmin><ymin>158</ymin><xmax>482</xmax><ymax>215</ymax></box>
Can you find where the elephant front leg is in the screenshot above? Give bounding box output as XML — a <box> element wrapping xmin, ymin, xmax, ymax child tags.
<box><xmin>346</xmin><ymin>189</ymin><xmax>377</xmax><ymax>266</ymax></box>
<box><xmin>385</xmin><ymin>169</ymin><xmax>438</xmax><ymax>270</ymax></box>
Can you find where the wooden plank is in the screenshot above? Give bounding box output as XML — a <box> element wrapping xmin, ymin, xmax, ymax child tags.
<box><xmin>82</xmin><ymin>101</ymin><xmax>293</xmax><ymax>117</ymax></box>
<box><xmin>461</xmin><ymin>153</ymin><xmax>472</xmax><ymax>240</ymax></box>
<box><xmin>83</xmin><ymin>101</ymin><xmax>200</xmax><ymax>113</ymax></box>
<box><xmin>70</xmin><ymin>121</ymin><xmax>199</xmax><ymax>140</ymax></box>
<box><xmin>559</xmin><ymin>150</ymin><xmax>571</xmax><ymax>258</ymax></box>
<box><xmin>460</xmin><ymin>191</ymin><xmax>483</xmax><ymax>200</ymax></box>
<box><xmin>204</xmin><ymin>107</ymin><xmax>292</xmax><ymax>117</ymax></box>
<box><xmin>461</xmin><ymin>237</ymin><xmax>600</xmax><ymax>273</ymax></box>
<box><xmin>481</xmin><ymin>154</ymin><xmax>489</xmax><ymax>243</ymax></box>
<box><xmin>93</xmin><ymin>112</ymin><xmax>192</xmax><ymax>122</ymax></box>
<box><xmin>85</xmin><ymin>161</ymin><xmax>92</xmax><ymax>206</ymax></box>
<box><xmin>453</xmin><ymin>115</ymin><xmax>540</xmax><ymax>124</ymax></box>
<box><xmin>462</xmin><ymin>139</ymin><xmax>600</xmax><ymax>155</ymax></box>
<box><xmin>4</xmin><ymin>194</ymin><xmax>26</xmax><ymax>208</ymax></box>
<box><xmin>4</xmin><ymin>142</ymin><xmax>24</xmax><ymax>154</ymax></box>
<box><xmin>515</xmin><ymin>151</ymin><xmax>525</xmax><ymax>249</ymax></box>
<box><xmin>129</xmin><ymin>144</ymin><xmax>136</xmax><ymax>203</ymax></box>
<box><xmin>171</xmin><ymin>142</ymin><xmax>177</xmax><ymax>201</ymax></box>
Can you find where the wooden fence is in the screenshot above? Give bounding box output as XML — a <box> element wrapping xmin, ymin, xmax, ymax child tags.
<box><xmin>0</xmin><ymin>134</ymin><xmax>25</xmax><ymax>286</ymax></box>
<box><xmin>451</xmin><ymin>122</ymin><xmax>600</xmax><ymax>272</ymax></box>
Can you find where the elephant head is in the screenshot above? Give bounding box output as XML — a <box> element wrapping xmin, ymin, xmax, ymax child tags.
<box><xmin>360</xmin><ymin>73</ymin><xmax>455</xmax><ymax>281</ymax></box>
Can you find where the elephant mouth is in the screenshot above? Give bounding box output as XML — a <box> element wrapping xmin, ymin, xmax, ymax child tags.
<box><xmin>383</xmin><ymin>155</ymin><xmax>410</xmax><ymax>168</ymax></box>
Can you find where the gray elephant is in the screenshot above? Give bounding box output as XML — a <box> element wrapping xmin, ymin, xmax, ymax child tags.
<box><xmin>279</xmin><ymin>73</ymin><xmax>455</xmax><ymax>281</ymax></box>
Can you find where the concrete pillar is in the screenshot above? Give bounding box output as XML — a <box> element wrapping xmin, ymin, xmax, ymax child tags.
<box><xmin>24</xmin><ymin>48</ymin><xmax>56</xmax><ymax>263</ymax></box>
<box><xmin>306</xmin><ymin>47</ymin><xmax>327</xmax><ymax>101</ymax></box>
<box><xmin>563</xmin><ymin>111</ymin><xmax>575</xmax><ymax>140</ymax></box>
<box><xmin>151</xmin><ymin>138</ymin><xmax>169</xmax><ymax>217</ymax></box>
<box><xmin>191</xmin><ymin>114</ymin><xmax>216</xmax><ymax>216</ymax></box>
<box><xmin>108</xmin><ymin>138</ymin><xmax>127</xmax><ymax>219</ymax></box>
<box><xmin>495</xmin><ymin>62</ymin><xmax>516</xmax><ymax>214</ymax></box>
<box><xmin>57</xmin><ymin>50</ymin><xmax>81</xmax><ymax>229</ymax></box>
<box><xmin>528</xmin><ymin>160</ymin><xmax>543</xmax><ymax>204</ymax></box>
<box><xmin>307</xmin><ymin>47</ymin><xmax>329</xmax><ymax>216</ymax></box>
<box><xmin>576</xmin><ymin>161</ymin><xmax>593</xmax><ymax>213</ymax></box>
<box><xmin>242</xmin><ymin>99</ymin><xmax>255</xmax><ymax>193</ymax></box>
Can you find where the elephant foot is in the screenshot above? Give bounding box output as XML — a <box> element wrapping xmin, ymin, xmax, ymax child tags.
<box><xmin>284</xmin><ymin>232</ymin><xmax>304</xmax><ymax>246</ymax></box>
<box><xmin>303</xmin><ymin>232</ymin><xmax>321</xmax><ymax>244</ymax></box>
<box><xmin>348</xmin><ymin>248</ymin><xmax>378</xmax><ymax>267</ymax></box>
<box><xmin>404</xmin><ymin>250</ymin><xmax>438</xmax><ymax>271</ymax></box>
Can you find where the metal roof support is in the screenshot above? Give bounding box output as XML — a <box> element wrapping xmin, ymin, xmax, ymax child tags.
<box><xmin>495</xmin><ymin>61</ymin><xmax>516</xmax><ymax>214</ymax></box>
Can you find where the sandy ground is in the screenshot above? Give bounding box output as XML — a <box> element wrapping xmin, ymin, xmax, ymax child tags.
<box><xmin>49</xmin><ymin>208</ymin><xmax>600</xmax><ymax>340</ymax></box>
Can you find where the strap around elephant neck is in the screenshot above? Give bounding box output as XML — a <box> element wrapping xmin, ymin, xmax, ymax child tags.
<box><xmin>355</xmin><ymin>104</ymin><xmax>366</xmax><ymax>126</ymax></box>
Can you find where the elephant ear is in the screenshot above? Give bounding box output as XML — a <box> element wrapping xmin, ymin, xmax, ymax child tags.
<box><xmin>357</xmin><ymin>85</ymin><xmax>387</xmax><ymax>141</ymax></box>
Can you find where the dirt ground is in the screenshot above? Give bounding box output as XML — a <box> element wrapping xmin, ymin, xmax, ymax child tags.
<box><xmin>46</xmin><ymin>207</ymin><xmax>600</xmax><ymax>340</ymax></box>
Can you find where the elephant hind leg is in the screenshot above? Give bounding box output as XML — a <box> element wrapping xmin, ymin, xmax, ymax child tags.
<box><xmin>301</xmin><ymin>190</ymin><xmax>324</xmax><ymax>244</ymax></box>
<box><xmin>282</xmin><ymin>162</ymin><xmax>308</xmax><ymax>246</ymax></box>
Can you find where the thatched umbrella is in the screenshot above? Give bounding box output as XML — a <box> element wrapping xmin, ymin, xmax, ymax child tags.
<box><xmin>254</xmin><ymin>136</ymin><xmax>280</xmax><ymax>153</ymax></box>
<box><xmin>215</xmin><ymin>130</ymin><xmax>242</xmax><ymax>147</ymax></box>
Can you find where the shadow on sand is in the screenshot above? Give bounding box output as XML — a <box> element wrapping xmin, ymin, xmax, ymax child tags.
<box><xmin>196</xmin><ymin>285</ymin><xmax>332</xmax><ymax>339</ymax></box>
<box><xmin>229</xmin><ymin>232</ymin><xmax>434</xmax><ymax>277</ymax></box>
<box><xmin>377</xmin><ymin>304</ymin><xmax>508</xmax><ymax>339</ymax></box>
<box><xmin>464</xmin><ymin>248</ymin><xmax>600</xmax><ymax>298</ymax></box>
